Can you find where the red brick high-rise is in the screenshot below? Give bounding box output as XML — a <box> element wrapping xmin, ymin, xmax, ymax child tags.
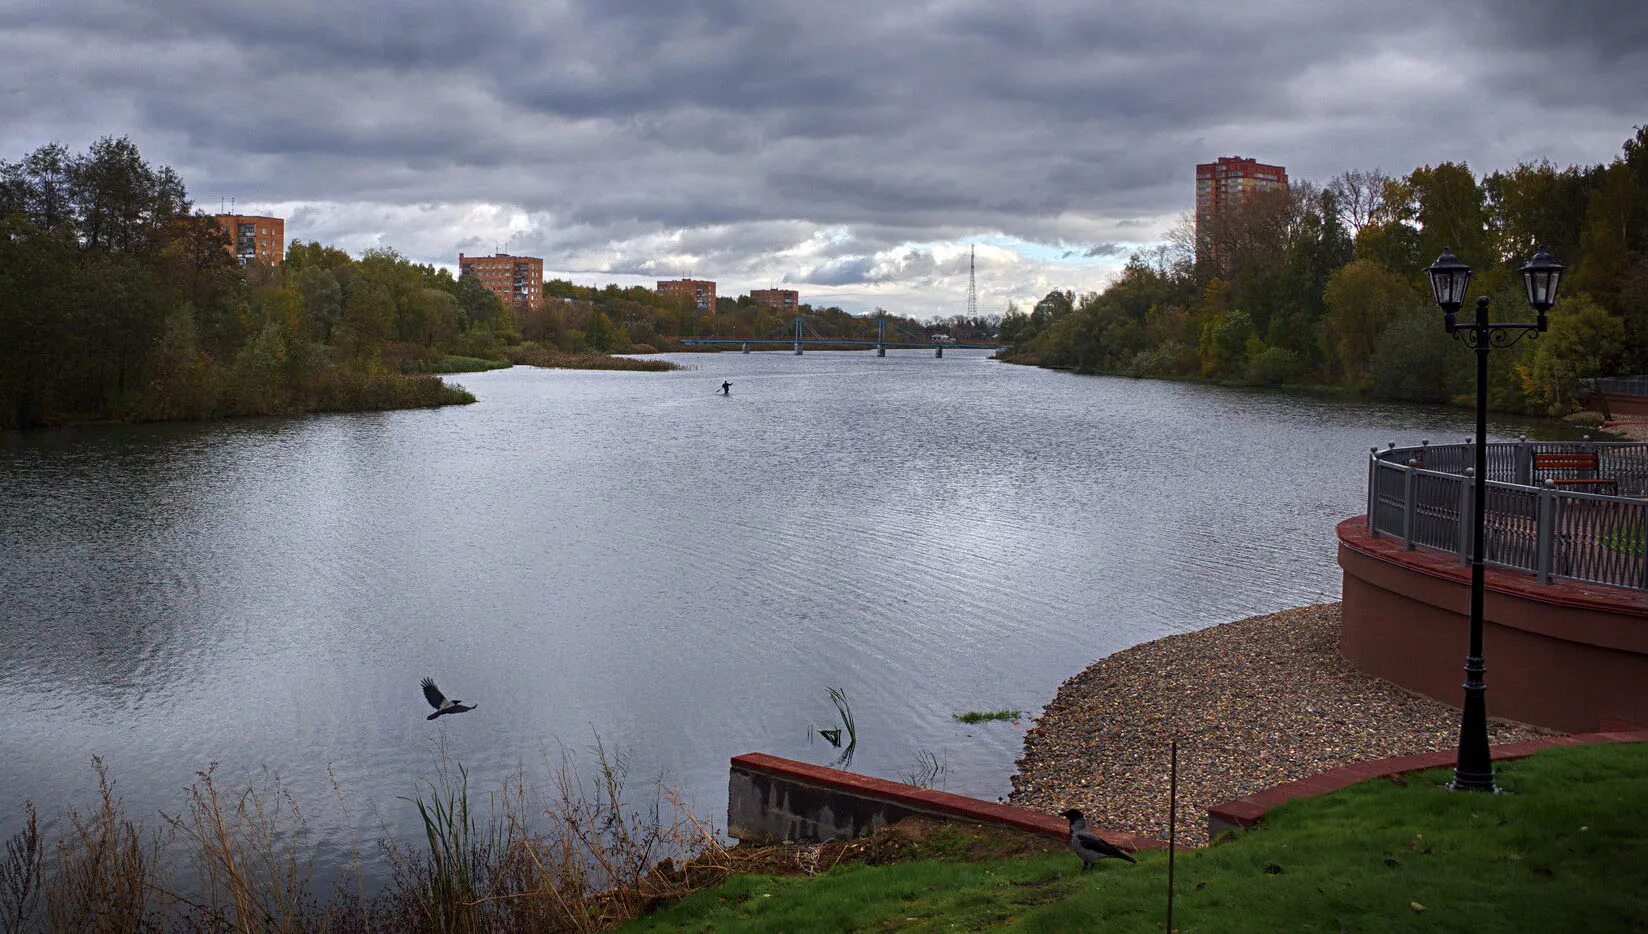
<box><xmin>658</xmin><ymin>278</ymin><xmax>717</xmax><ymax>313</ymax></box>
<box><xmin>459</xmin><ymin>253</ymin><xmax>544</xmax><ymax>310</ymax></box>
<box><xmin>1195</xmin><ymin>156</ymin><xmax>1288</xmax><ymax>232</ymax></box>
<box><xmin>213</xmin><ymin>214</ymin><xmax>284</xmax><ymax>265</ymax></box>
<box><xmin>749</xmin><ymin>288</ymin><xmax>798</xmax><ymax>312</ymax></box>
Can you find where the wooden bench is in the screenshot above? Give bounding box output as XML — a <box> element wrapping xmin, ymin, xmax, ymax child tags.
<box><xmin>1532</xmin><ymin>452</ymin><xmax>1619</xmax><ymax>495</ymax></box>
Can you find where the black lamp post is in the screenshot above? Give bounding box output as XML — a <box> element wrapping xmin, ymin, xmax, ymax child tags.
<box><xmin>1425</xmin><ymin>247</ymin><xmax>1564</xmax><ymax>792</ymax></box>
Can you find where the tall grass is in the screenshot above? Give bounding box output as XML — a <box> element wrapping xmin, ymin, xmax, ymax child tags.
<box><xmin>5</xmin><ymin>745</ymin><xmax>733</xmax><ymax>932</ymax></box>
<box><xmin>41</xmin><ymin>759</ymin><xmax>161</xmax><ymax>932</ymax></box>
<box><xmin>1</xmin><ymin>804</ymin><xmax>41</xmax><ymax>934</ymax></box>
<box><xmin>898</xmin><ymin>749</ymin><xmax>948</xmax><ymax>790</ymax></box>
<box><xmin>823</xmin><ymin>687</ymin><xmax>858</xmax><ymax>769</ymax></box>
<box><xmin>161</xmin><ymin>765</ymin><xmax>315</xmax><ymax>931</ymax></box>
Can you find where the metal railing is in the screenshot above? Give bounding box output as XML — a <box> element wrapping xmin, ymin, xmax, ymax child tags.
<box><xmin>1581</xmin><ymin>375</ymin><xmax>1648</xmax><ymax>397</ymax></box>
<box><xmin>1366</xmin><ymin>439</ymin><xmax>1648</xmax><ymax>592</ymax></box>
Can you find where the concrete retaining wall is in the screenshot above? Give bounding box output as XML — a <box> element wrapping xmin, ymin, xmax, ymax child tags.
<box><xmin>727</xmin><ymin>752</ymin><xmax>1161</xmax><ymax>854</ymax></box>
<box><xmin>1337</xmin><ymin>516</ymin><xmax>1648</xmax><ymax>732</ymax></box>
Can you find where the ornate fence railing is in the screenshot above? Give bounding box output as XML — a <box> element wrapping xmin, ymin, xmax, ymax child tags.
<box><xmin>1581</xmin><ymin>375</ymin><xmax>1648</xmax><ymax>398</ymax></box>
<box><xmin>1366</xmin><ymin>439</ymin><xmax>1648</xmax><ymax>593</ymax></box>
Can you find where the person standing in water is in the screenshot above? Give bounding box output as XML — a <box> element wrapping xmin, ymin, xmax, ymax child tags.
<box><xmin>720</xmin><ymin>381</ymin><xmax>732</xmax><ymax>395</ymax></box>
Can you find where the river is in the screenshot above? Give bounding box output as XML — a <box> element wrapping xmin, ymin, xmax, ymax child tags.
<box><xmin>0</xmin><ymin>350</ymin><xmax>1565</xmax><ymax>885</ymax></box>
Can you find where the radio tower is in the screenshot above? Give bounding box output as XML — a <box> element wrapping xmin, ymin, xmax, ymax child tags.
<box><xmin>965</xmin><ymin>244</ymin><xmax>978</xmax><ymax>318</ymax></box>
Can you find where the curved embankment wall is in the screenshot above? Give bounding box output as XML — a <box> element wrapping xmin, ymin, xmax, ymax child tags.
<box><xmin>1337</xmin><ymin>516</ymin><xmax>1648</xmax><ymax>733</ymax></box>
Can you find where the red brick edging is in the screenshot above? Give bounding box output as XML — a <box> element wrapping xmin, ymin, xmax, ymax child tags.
<box><xmin>731</xmin><ymin>753</ymin><xmax>1166</xmax><ymax>852</ymax></box>
<box><xmin>1205</xmin><ymin>731</ymin><xmax>1648</xmax><ymax>836</ymax></box>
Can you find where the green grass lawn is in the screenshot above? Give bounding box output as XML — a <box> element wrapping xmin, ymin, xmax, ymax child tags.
<box><xmin>628</xmin><ymin>742</ymin><xmax>1648</xmax><ymax>932</ymax></box>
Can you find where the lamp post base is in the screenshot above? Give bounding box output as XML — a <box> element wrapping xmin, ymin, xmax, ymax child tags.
<box><xmin>1450</xmin><ymin>661</ymin><xmax>1497</xmax><ymax>793</ymax></box>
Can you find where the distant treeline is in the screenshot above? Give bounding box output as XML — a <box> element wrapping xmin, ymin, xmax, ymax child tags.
<box><xmin>1002</xmin><ymin>126</ymin><xmax>1648</xmax><ymax>415</ymax></box>
<box><xmin>0</xmin><ymin>139</ymin><xmax>487</xmax><ymax>429</ymax></box>
<box><xmin>526</xmin><ymin>280</ymin><xmax>1000</xmax><ymax>352</ymax></box>
<box><xmin>0</xmin><ymin>138</ymin><xmax>1000</xmax><ymax>429</ymax></box>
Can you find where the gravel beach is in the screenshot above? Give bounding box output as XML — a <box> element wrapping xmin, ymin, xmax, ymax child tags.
<box><xmin>1009</xmin><ymin>603</ymin><xmax>1557</xmax><ymax>846</ymax></box>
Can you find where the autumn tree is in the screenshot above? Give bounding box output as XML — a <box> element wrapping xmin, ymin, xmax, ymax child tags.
<box><xmin>1321</xmin><ymin>260</ymin><xmax>1419</xmax><ymax>383</ymax></box>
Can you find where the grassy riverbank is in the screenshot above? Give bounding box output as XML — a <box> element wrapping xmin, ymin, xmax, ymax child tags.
<box><xmin>399</xmin><ymin>354</ymin><xmax>515</xmax><ymax>374</ymax></box>
<box><xmin>630</xmin><ymin>742</ymin><xmax>1648</xmax><ymax>932</ymax></box>
<box><xmin>503</xmin><ymin>341</ymin><xmax>682</xmax><ymax>372</ymax></box>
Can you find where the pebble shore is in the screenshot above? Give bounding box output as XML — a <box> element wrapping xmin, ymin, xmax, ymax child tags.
<box><xmin>1009</xmin><ymin>603</ymin><xmax>1556</xmax><ymax>846</ymax></box>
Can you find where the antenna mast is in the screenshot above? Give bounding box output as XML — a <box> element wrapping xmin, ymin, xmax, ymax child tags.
<box><xmin>965</xmin><ymin>244</ymin><xmax>978</xmax><ymax>319</ymax></box>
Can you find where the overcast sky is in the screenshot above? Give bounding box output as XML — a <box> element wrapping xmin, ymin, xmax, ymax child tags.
<box><xmin>2</xmin><ymin>0</ymin><xmax>1643</xmax><ymax>319</ymax></box>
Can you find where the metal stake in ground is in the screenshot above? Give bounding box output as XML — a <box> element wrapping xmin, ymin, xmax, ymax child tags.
<box><xmin>1166</xmin><ymin>737</ymin><xmax>1177</xmax><ymax>933</ymax></box>
<box><xmin>1424</xmin><ymin>247</ymin><xmax>1564</xmax><ymax>792</ymax></box>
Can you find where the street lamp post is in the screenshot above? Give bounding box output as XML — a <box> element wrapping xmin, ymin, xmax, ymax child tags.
<box><xmin>1424</xmin><ymin>247</ymin><xmax>1564</xmax><ymax>792</ymax></box>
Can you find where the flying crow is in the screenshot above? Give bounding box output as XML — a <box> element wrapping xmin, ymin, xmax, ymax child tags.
<box><xmin>1058</xmin><ymin>808</ymin><xmax>1136</xmax><ymax>870</ymax></box>
<box><xmin>421</xmin><ymin>677</ymin><xmax>477</xmax><ymax>720</ymax></box>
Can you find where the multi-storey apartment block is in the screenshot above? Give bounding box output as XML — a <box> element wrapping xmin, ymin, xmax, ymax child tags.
<box><xmin>1195</xmin><ymin>156</ymin><xmax>1288</xmax><ymax>231</ymax></box>
<box><xmin>749</xmin><ymin>288</ymin><xmax>799</xmax><ymax>312</ymax></box>
<box><xmin>213</xmin><ymin>214</ymin><xmax>284</xmax><ymax>265</ymax></box>
<box><xmin>657</xmin><ymin>278</ymin><xmax>717</xmax><ymax>313</ymax></box>
<box><xmin>459</xmin><ymin>253</ymin><xmax>544</xmax><ymax>310</ymax></box>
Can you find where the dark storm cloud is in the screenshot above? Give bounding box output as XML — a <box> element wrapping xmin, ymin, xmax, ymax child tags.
<box><xmin>1062</xmin><ymin>243</ymin><xmax>1127</xmax><ymax>259</ymax></box>
<box><xmin>2</xmin><ymin>0</ymin><xmax>1643</xmax><ymax>315</ymax></box>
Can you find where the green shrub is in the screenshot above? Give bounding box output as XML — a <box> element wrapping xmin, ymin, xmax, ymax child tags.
<box><xmin>1243</xmin><ymin>346</ymin><xmax>1301</xmax><ymax>385</ymax></box>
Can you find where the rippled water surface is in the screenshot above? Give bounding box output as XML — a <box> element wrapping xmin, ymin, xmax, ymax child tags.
<box><xmin>0</xmin><ymin>351</ymin><xmax>1557</xmax><ymax>882</ymax></box>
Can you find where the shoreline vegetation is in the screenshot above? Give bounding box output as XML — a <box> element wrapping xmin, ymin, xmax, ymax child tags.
<box><xmin>1</xmin><ymin>746</ymin><xmax>737</xmax><ymax>932</ymax></box>
<box><xmin>999</xmin><ymin>356</ymin><xmax>1627</xmax><ymax>436</ymax></box>
<box><xmin>501</xmin><ymin>343</ymin><xmax>680</xmax><ymax>372</ymax></box>
<box><xmin>0</xmin><ymin>138</ymin><xmax>709</xmax><ymax>433</ymax></box>
<box><xmin>995</xmin><ymin>126</ymin><xmax>1648</xmax><ymax>420</ymax></box>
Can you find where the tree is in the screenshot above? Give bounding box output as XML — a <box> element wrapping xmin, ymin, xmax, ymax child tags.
<box><xmin>456</xmin><ymin>271</ymin><xmax>504</xmax><ymax>330</ymax></box>
<box><xmin>1198</xmin><ymin>308</ymin><xmax>1256</xmax><ymax>379</ymax></box>
<box><xmin>1327</xmin><ymin>168</ymin><xmax>1391</xmax><ymax>235</ymax></box>
<box><xmin>1321</xmin><ymin>260</ymin><xmax>1419</xmax><ymax>382</ymax></box>
<box><xmin>295</xmin><ymin>266</ymin><xmax>343</xmax><ymax>342</ymax></box>
<box><xmin>1408</xmin><ymin>162</ymin><xmax>1492</xmax><ymax>271</ymax></box>
<box><xmin>70</xmin><ymin>136</ymin><xmax>189</xmax><ymax>254</ymax></box>
<box><xmin>339</xmin><ymin>280</ymin><xmax>394</xmax><ymax>364</ymax></box>
<box><xmin>1571</xmin><ymin>161</ymin><xmax>1641</xmax><ymax>311</ymax></box>
<box><xmin>584</xmin><ymin>310</ymin><xmax>615</xmax><ymax>352</ymax></box>
<box><xmin>998</xmin><ymin>302</ymin><xmax>1032</xmax><ymax>343</ymax></box>
<box><xmin>284</xmin><ymin>240</ymin><xmax>353</xmax><ymax>272</ymax></box>
<box><xmin>0</xmin><ymin>142</ymin><xmax>76</xmax><ymax>233</ymax></box>
<box><xmin>1369</xmin><ymin>307</ymin><xmax>1457</xmax><ymax>403</ymax></box>
<box><xmin>1517</xmin><ymin>293</ymin><xmax>1626</xmax><ymax>414</ymax></box>
<box><xmin>1484</xmin><ymin>160</ymin><xmax>1587</xmax><ymax>267</ymax></box>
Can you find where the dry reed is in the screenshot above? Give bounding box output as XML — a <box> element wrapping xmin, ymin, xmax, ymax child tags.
<box><xmin>6</xmin><ymin>741</ymin><xmax>734</xmax><ymax>933</ymax></box>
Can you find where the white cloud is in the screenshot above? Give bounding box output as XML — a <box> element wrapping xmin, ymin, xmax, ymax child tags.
<box><xmin>2</xmin><ymin>0</ymin><xmax>1643</xmax><ymax>320</ymax></box>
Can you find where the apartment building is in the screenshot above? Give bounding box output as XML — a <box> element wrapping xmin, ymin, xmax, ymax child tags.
<box><xmin>1195</xmin><ymin>156</ymin><xmax>1288</xmax><ymax>231</ymax></box>
<box><xmin>213</xmin><ymin>214</ymin><xmax>284</xmax><ymax>265</ymax></box>
<box><xmin>749</xmin><ymin>288</ymin><xmax>799</xmax><ymax>312</ymax></box>
<box><xmin>459</xmin><ymin>252</ymin><xmax>544</xmax><ymax>310</ymax></box>
<box><xmin>658</xmin><ymin>278</ymin><xmax>717</xmax><ymax>313</ymax></box>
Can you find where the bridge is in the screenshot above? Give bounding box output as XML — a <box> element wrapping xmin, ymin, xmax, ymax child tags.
<box><xmin>677</xmin><ymin>313</ymin><xmax>1010</xmax><ymax>357</ymax></box>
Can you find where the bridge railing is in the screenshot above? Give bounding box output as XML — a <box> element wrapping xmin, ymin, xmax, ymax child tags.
<box><xmin>1366</xmin><ymin>439</ymin><xmax>1648</xmax><ymax>592</ymax></box>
